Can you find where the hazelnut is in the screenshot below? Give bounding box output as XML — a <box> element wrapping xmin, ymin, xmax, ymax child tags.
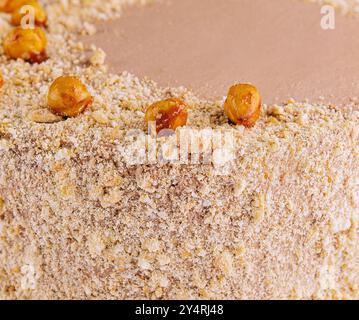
<box><xmin>47</xmin><ymin>76</ymin><xmax>93</xmax><ymax>117</ymax></box>
<box><xmin>144</xmin><ymin>98</ymin><xmax>188</xmax><ymax>133</ymax></box>
<box><xmin>0</xmin><ymin>71</ymin><xmax>4</xmax><ymax>88</ymax></box>
<box><xmin>0</xmin><ymin>0</ymin><xmax>7</xmax><ymax>12</ymax></box>
<box><xmin>0</xmin><ymin>0</ymin><xmax>29</xmax><ymax>13</ymax></box>
<box><xmin>224</xmin><ymin>84</ymin><xmax>261</xmax><ymax>127</ymax></box>
<box><xmin>11</xmin><ymin>0</ymin><xmax>47</xmax><ymax>27</ymax></box>
<box><xmin>3</xmin><ymin>27</ymin><xmax>47</xmax><ymax>63</ymax></box>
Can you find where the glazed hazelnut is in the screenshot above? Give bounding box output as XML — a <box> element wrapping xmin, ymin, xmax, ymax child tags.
<box><xmin>144</xmin><ymin>98</ymin><xmax>188</xmax><ymax>133</ymax></box>
<box><xmin>11</xmin><ymin>0</ymin><xmax>47</xmax><ymax>27</ymax></box>
<box><xmin>0</xmin><ymin>72</ymin><xmax>4</xmax><ymax>88</ymax></box>
<box><xmin>0</xmin><ymin>0</ymin><xmax>7</xmax><ymax>12</ymax></box>
<box><xmin>0</xmin><ymin>0</ymin><xmax>28</xmax><ymax>13</ymax></box>
<box><xmin>224</xmin><ymin>84</ymin><xmax>261</xmax><ymax>128</ymax></box>
<box><xmin>47</xmin><ymin>76</ymin><xmax>93</xmax><ymax>117</ymax></box>
<box><xmin>3</xmin><ymin>27</ymin><xmax>47</xmax><ymax>63</ymax></box>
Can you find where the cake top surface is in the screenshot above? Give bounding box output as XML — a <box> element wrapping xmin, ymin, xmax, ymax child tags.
<box><xmin>0</xmin><ymin>0</ymin><xmax>358</xmax><ymax>153</ymax></box>
<box><xmin>85</xmin><ymin>0</ymin><xmax>359</xmax><ymax>105</ymax></box>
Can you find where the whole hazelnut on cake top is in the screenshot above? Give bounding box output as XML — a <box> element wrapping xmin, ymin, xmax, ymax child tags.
<box><xmin>224</xmin><ymin>83</ymin><xmax>261</xmax><ymax>127</ymax></box>
<box><xmin>145</xmin><ymin>98</ymin><xmax>188</xmax><ymax>133</ymax></box>
<box><xmin>3</xmin><ymin>27</ymin><xmax>47</xmax><ymax>63</ymax></box>
<box><xmin>47</xmin><ymin>76</ymin><xmax>94</xmax><ymax>117</ymax></box>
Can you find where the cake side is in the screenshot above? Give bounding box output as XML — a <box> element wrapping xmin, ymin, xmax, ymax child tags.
<box><xmin>0</xmin><ymin>102</ymin><xmax>358</xmax><ymax>299</ymax></box>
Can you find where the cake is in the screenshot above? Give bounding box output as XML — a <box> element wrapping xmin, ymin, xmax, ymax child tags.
<box><xmin>0</xmin><ymin>0</ymin><xmax>358</xmax><ymax>300</ymax></box>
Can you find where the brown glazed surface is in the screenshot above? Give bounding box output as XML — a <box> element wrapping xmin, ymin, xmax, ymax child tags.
<box><xmin>85</xmin><ymin>0</ymin><xmax>359</xmax><ymax>105</ymax></box>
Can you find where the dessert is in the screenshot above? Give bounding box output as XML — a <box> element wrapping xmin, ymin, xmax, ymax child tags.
<box><xmin>0</xmin><ymin>0</ymin><xmax>358</xmax><ymax>300</ymax></box>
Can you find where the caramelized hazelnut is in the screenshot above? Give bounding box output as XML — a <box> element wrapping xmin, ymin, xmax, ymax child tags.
<box><xmin>0</xmin><ymin>0</ymin><xmax>7</xmax><ymax>12</ymax></box>
<box><xmin>0</xmin><ymin>0</ymin><xmax>28</xmax><ymax>13</ymax></box>
<box><xmin>0</xmin><ymin>72</ymin><xmax>4</xmax><ymax>88</ymax></box>
<box><xmin>144</xmin><ymin>98</ymin><xmax>188</xmax><ymax>133</ymax></box>
<box><xmin>224</xmin><ymin>84</ymin><xmax>261</xmax><ymax>127</ymax></box>
<box><xmin>47</xmin><ymin>76</ymin><xmax>93</xmax><ymax>117</ymax></box>
<box><xmin>3</xmin><ymin>27</ymin><xmax>47</xmax><ymax>63</ymax></box>
<box><xmin>11</xmin><ymin>0</ymin><xmax>47</xmax><ymax>27</ymax></box>
<box><xmin>0</xmin><ymin>197</ymin><xmax>4</xmax><ymax>212</ymax></box>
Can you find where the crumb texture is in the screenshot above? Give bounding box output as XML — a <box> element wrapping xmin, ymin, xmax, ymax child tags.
<box><xmin>0</xmin><ymin>0</ymin><xmax>358</xmax><ymax>300</ymax></box>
